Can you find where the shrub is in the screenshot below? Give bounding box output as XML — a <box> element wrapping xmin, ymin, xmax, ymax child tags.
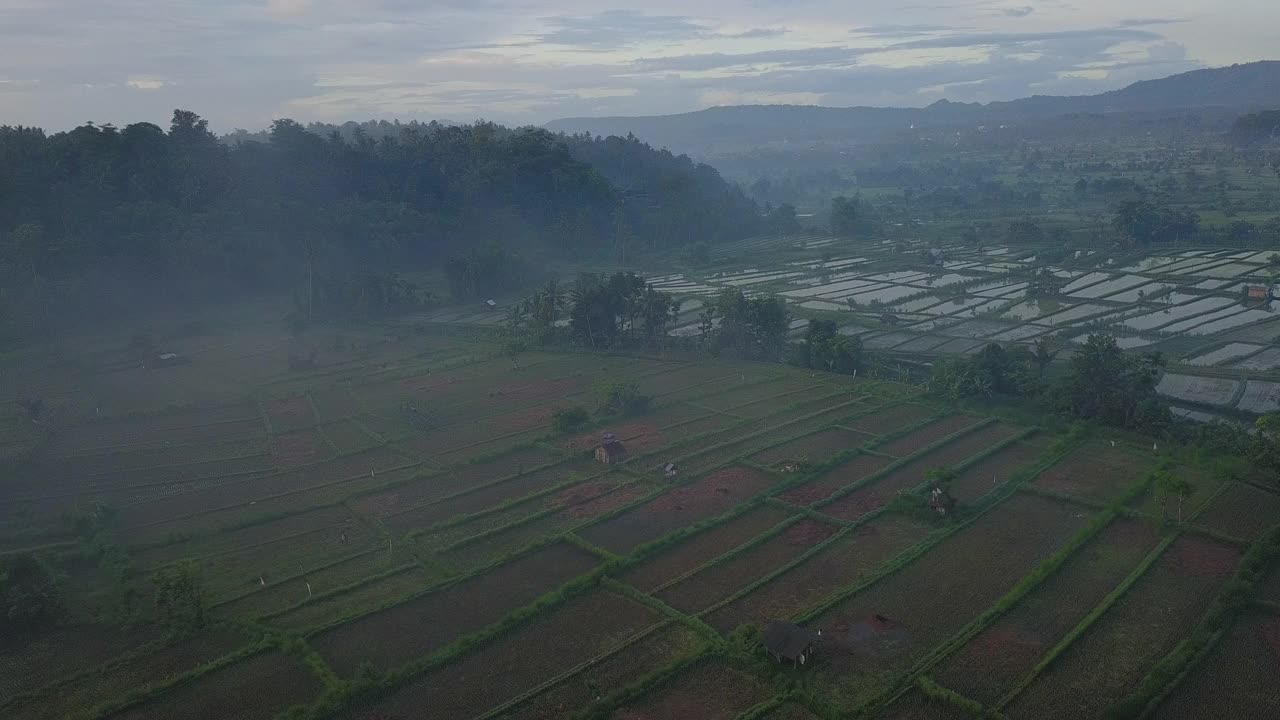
<box><xmin>0</xmin><ymin>552</ymin><xmax>64</xmax><ymax>638</ymax></box>
<box><xmin>152</xmin><ymin>560</ymin><xmax>207</xmax><ymax>635</ymax></box>
<box><xmin>594</xmin><ymin>380</ymin><xmax>652</xmax><ymax>416</ymax></box>
<box><xmin>552</xmin><ymin>405</ymin><xmax>590</xmax><ymax>434</ymax></box>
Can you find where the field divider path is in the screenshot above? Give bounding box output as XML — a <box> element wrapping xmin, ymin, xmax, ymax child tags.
<box><xmin>564</xmin><ymin>531</ymin><xmax>624</xmax><ymax>563</ymax></box>
<box><xmin>305</xmin><ymin>573</ymin><xmax>641</xmax><ymax>718</ymax></box>
<box><xmin>641</xmin><ymin>513</ymin><xmax>813</xmax><ymax>595</ymax></box>
<box><xmin>1122</xmin><ymin>522</ymin><xmax>1280</xmax><ymax>719</ymax></box>
<box><xmin>79</xmin><ymin>640</ymin><xmax>274</xmax><ymax>720</ymax></box>
<box><xmin>859</xmin><ymin>463</ymin><xmax>1160</xmax><ymax>716</ymax></box>
<box><xmin>808</xmin><ymin>416</ymin><xmax>1003</xmax><ymax>514</ymax></box>
<box><xmin>0</xmin><ymin>621</ymin><xmax>258</xmax><ymax>714</ymax></box>
<box><xmin>471</xmin><ymin>618</ymin><xmax>708</xmax><ymax>720</ymax></box>
<box><xmin>914</xmin><ymin>675</ymin><xmax>1009</xmax><ymax>719</ymax></box>
<box><xmin>255</xmin><ymin>560</ymin><xmax>421</xmax><ymax>622</ymax></box>
<box><xmin>121</xmin><ymin>457</ymin><xmax>432</xmax><ymax>537</ymax></box>
<box><xmin>437</xmin><ymin>478</ymin><xmax>663</xmax><ymax>554</ymax></box>
<box><xmin>694</xmin><ymin>518</ymin><xmax>867</xmax><ymax>620</ymax></box>
<box><xmin>992</xmin><ymin>464</ymin><xmax>1238</xmax><ymax>713</ymax></box>
<box><xmin>49</xmin><ymin>415</ymin><xmax>265</xmax><ymax>457</ymax></box>
<box><xmin>640</xmin><ymin>398</ymin><xmax>864</xmax><ymax>470</ymax></box>
<box><xmin>993</xmin><ymin>534</ymin><xmax>1177</xmax><ymax>711</ymax></box>
<box><xmin>795</xmin><ymin>431</ymin><xmax>1088</xmax><ymax>627</ymax></box>
<box><xmin>390</xmin><ymin>457</ymin><xmax>599</xmax><ymax>535</ymax></box>
<box><xmin>15</xmin><ymin>449</ymin><xmax>277</xmax><ymax>502</ymax></box>
<box><xmin>683</xmin><ymin>382</ymin><xmax>832</xmax><ymax>422</ymax></box>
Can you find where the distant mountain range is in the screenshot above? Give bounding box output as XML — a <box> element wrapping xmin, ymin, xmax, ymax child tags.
<box><xmin>545</xmin><ymin>61</ymin><xmax>1280</xmax><ymax>155</ymax></box>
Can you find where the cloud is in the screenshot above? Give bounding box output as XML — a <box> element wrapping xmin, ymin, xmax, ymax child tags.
<box><xmin>850</xmin><ymin>24</ymin><xmax>959</xmax><ymax>38</ymax></box>
<box><xmin>263</xmin><ymin>0</ymin><xmax>314</xmax><ymax>20</ymax></box>
<box><xmin>722</xmin><ymin>27</ymin><xmax>790</xmax><ymax>39</ymax></box>
<box><xmin>0</xmin><ymin>1</ymin><xmax>1262</xmax><ymax>132</ymax></box>
<box><xmin>995</xmin><ymin>6</ymin><xmax>1035</xmax><ymax>18</ymax></box>
<box><xmin>533</xmin><ymin>11</ymin><xmax>712</xmax><ymax>48</ymax></box>
<box><xmin>126</xmin><ymin>75</ymin><xmax>171</xmax><ymax>90</ymax></box>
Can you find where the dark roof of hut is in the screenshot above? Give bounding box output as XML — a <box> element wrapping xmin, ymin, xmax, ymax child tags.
<box><xmin>762</xmin><ymin>621</ymin><xmax>817</xmax><ymax>660</ymax></box>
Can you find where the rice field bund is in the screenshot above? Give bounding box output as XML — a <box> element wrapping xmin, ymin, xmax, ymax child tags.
<box><xmin>2</xmin><ymin>301</ymin><xmax>1278</xmax><ymax>719</ymax></box>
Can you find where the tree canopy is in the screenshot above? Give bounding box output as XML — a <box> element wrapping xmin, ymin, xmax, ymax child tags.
<box><xmin>0</xmin><ymin>112</ymin><xmax>761</xmax><ymax>334</ymax></box>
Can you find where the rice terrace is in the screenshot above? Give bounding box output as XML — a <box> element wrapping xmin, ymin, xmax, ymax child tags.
<box><xmin>3</xmin><ymin>229</ymin><xmax>1280</xmax><ymax>719</ymax></box>
<box><xmin>5</xmin><ymin>45</ymin><xmax>1280</xmax><ymax>720</ymax></box>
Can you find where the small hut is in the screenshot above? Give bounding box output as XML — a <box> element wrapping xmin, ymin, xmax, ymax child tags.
<box><xmin>1247</xmin><ymin>285</ymin><xmax>1270</xmax><ymax>301</ymax></box>
<box><xmin>663</xmin><ymin>462</ymin><xmax>678</xmax><ymax>479</ymax></box>
<box><xmin>879</xmin><ymin>313</ymin><xmax>900</xmax><ymax>327</ymax></box>
<box><xmin>595</xmin><ymin>432</ymin><xmax>627</xmax><ymax>464</ymax></box>
<box><xmin>149</xmin><ymin>352</ymin><xmax>190</xmax><ymax>368</ymax></box>
<box><xmin>762</xmin><ymin>621</ymin><xmax>821</xmax><ymax>667</ymax></box>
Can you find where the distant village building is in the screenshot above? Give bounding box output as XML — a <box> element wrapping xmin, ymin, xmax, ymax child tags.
<box><xmin>149</xmin><ymin>352</ymin><xmax>189</xmax><ymax>368</ymax></box>
<box><xmin>762</xmin><ymin>621</ymin><xmax>821</xmax><ymax>667</ymax></box>
<box><xmin>595</xmin><ymin>432</ymin><xmax>627</xmax><ymax>464</ymax></box>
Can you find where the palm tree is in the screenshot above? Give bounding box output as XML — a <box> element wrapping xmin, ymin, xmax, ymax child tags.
<box><xmin>1031</xmin><ymin>337</ymin><xmax>1058</xmax><ymax>377</ymax></box>
<box><xmin>541</xmin><ymin>279</ymin><xmax>566</xmax><ymax>324</ymax></box>
<box><xmin>505</xmin><ymin>302</ymin><xmax>528</xmax><ymax>334</ymax></box>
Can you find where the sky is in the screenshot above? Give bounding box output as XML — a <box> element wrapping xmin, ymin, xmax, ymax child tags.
<box><xmin>0</xmin><ymin>0</ymin><xmax>1275</xmax><ymax>133</ymax></box>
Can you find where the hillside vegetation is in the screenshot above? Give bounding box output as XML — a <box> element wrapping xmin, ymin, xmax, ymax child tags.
<box><xmin>0</xmin><ymin>112</ymin><xmax>760</xmax><ymax>336</ymax></box>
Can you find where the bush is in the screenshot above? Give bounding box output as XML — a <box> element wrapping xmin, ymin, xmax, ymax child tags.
<box><xmin>0</xmin><ymin>553</ymin><xmax>64</xmax><ymax>638</ymax></box>
<box><xmin>594</xmin><ymin>380</ymin><xmax>652</xmax><ymax>416</ymax></box>
<box><xmin>552</xmin><ymin>406</ymin><xmax>590</xmax><ymax>434</ymax></box>
<box><xmin>152</xmin><ymin>560</ymin><xmax>207</xmax><ymax>635</ymax></box>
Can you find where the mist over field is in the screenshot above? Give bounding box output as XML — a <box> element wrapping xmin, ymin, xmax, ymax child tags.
<box><xmin>2</xmin><ymin>4</ymin><xmax>1280</xmax><ymax>719</ymax></box>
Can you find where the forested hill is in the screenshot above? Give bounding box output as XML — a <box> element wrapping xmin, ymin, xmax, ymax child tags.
<box><xmin>0</xmin><ymin>111</ymin><xmax>759</xmax><ymax>334</ymax></box>
<box><xmin>546</xmin><ymin>61</ymin><xmax>1280</xmax><ymax>155</ymax></box>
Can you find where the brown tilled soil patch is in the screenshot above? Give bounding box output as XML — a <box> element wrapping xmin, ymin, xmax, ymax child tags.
<box><xmin>265</xmin><ymin>396</ymin><xmax>311</xmax><ymax>423</ymax></box>
<box><xmin>270</xmin><ymin>430</ymin><xmax>329</xmax><ymax>468</ymax></box>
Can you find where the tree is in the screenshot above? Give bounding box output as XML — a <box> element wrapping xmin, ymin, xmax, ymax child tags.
<box><xmin>796</xmin><ymin>320</ymin><xmax>863</xmax><ymax>375</ymax></box>
<box><xmin>765</xmin><ymin>203</ymin><xmax>801</xmax><ymax>234</ymax></box>
<box><xmin>152</xmin><ymin>560</ymin><xmax>206</xmax><ymax>634</ymax></box>
<box><xmin>594</xmin><ymin>380</ymin><xmax>651</xmax><ymax>416</ymax></box>
<box><xmin>712</xmin><ymin>289</ymin><xmax>790</xmax><ymax>360</ymax></box>
<box><xmin>1112</xmin><ymin>200</ymin><xmax>1199</xmax><ymax>246</ymax></box>
<box><xmin>551</xmin><ymin>406</ymin><xmax>589</xmax><ymax>434</ymax></box>
<box><xmin>1053</xmin><ymin>334</ymin><xmax>1169</xmax><ymax>431</ymax></box>
<box><xmin>0</xmin><ymin>553</ymin><xmax>64</xmax><ymax>638</ymax></box>
<box><xmin>1155</xmin><ymin>471</ymin><xmax>1194</xmax><ymax>524</ymax></box>
<box><xmin>1031</xmin><ymin>337</ymin><xmax>1058</xmax><ymax>377</ymax></box>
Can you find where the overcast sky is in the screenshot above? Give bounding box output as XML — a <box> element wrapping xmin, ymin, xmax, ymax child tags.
<box><xmin>0</xmin><ymin>0</ymin><xmax>1275</xmax><ymax>132</ymax></box>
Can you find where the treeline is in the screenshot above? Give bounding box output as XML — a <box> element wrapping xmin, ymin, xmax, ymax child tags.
<box><xmin>931</xmin><ymin>334</ymin><xmax>1280</xmax><ymax>479</ymax></box>
<box><xmin>1229</xmin><ymin>110</ymin><xmax>1280</xmax><ymax>147</ymax></box>
<box><xmin>0</xmin><ymin>111</ymin><xmax>761</xmax><ymax>334</ymax></box>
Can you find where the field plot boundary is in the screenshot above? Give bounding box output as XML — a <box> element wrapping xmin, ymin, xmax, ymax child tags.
<box><xmin>385</xmin><ymin>456</ymin><xmax>593</xmax><ymax>535</ymax></box>
<box><xmin>991</xmin><ymin>482</ymin><xmax>1237</xmax><ymax>713</ymax></box>
<box><xmin>862</xmin><ymin>462</ymin><xmax>1158</xmax><ymax>715</ymax></box>
<box><xmin>436</xmin><ymin>476</ymin><xmax>658</xmax><ymax>554</ymax></box>
<box><xmin>809</xmin><ymin>416</ymin><xmax>1019</xmax><ymax>513</ymax></box>
<box><xmin>291</xmin><ymin>536</ymin><xmax>604</xmax><ymax>638</ymax></box>
<box><xmin>641</xmin><ymin>513</ymin><xmax>809</xmax><ymax>595</ymax></box>
<box><xmin>0</xmin><ymin>624</ymin><xmax>258</xmax><ymax>715</ymax></box>
<box><xmin>296</xmin><ymin>586</ymin><xmax>653</xmax><ymax>720</ymax></box>
<box><xmin>694</xmin><ymin>512</ymin><xmax>876</xmax><ymax>621</ymax></box>
<box><xmin>795</xmin><ymin>430</ymin><xmax>1083</xmax><ymax>629</ymax></box>
<box><xmin>469</xmin><ymin>615</ymin><xmax>708</xmax><ymax>720</ymax></box>
<box><xmin>1120</xmin><ymin>523</ymin><xmax>1280</xmax><ymax>719</ymax></box>
<box><xmin>77</xmin><ymin>641</ymin><xmax>279</xmax><ymax>720</ymax></box>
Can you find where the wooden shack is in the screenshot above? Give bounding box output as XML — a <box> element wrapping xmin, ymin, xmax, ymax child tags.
<box><xmin>762</xmin><ymin>621</ymin><xmax>821</xmax><ymax>667</ymax></box>
<box><xmin>595</xmin><ymin>432</ymin><xmax>627</xmax><ymax>464</ymax></box>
